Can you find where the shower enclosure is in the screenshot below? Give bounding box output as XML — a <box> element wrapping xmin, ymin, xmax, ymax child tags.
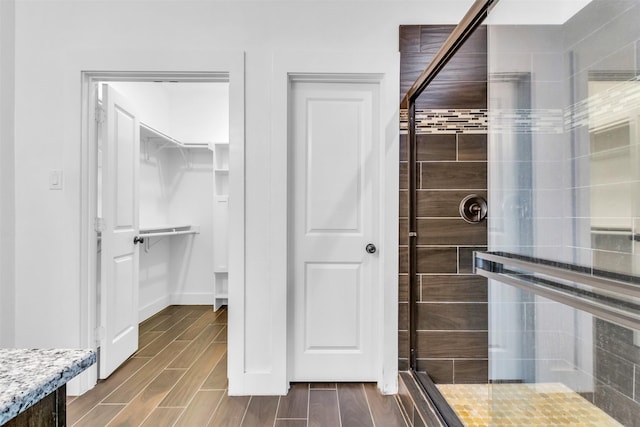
<box><xmin>402</xmin><ymin>1</ymin><xmax>640</xmax><ymax>425</ymax></box>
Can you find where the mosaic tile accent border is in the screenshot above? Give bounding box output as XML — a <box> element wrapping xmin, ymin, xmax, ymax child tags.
<box><xmin>400</xmin><ymin>108</ymin><xmax>563</xmax><ymax>135</ymax></box>
<box><xmin>567</xmin><ymin>78</ymin><xmax>640</xmax><ymax>131</ymax></box>
<box><xmin>400</xmin><ymin>109</ymin><xmax>487</xmax><ymax>134</ymax></box>
<box><xmin>490</xmin><ymin>108</ymin><xmax>564</xmax><ymax>134</ymax></box>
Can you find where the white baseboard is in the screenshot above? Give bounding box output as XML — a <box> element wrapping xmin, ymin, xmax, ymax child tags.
<box><xmin>138</xmin><ymin>293</ymin><xmax>213</xmax><ymax>323</ymax></box>
<box><xmin>139</xmin><ymin>295</ymin><xmax>171</xmax><ymax>322</ymax></box>
<box><xmin>170</xmin><ymin>292</ymin><xmax>214</xmax><ymax>305</ymax></box>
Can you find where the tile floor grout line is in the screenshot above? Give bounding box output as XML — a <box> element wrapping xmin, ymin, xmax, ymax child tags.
<box><xmin>70</xmin><ymin>357</ymin><xmax>152</xmax><ymax>424</ymax></box>
<box><xmin>203</xmin><ymin>388</ymin><xmax>227</xmax><ymax>427</ymax></box>
<box><xmin>272</xmin><ymin>394</ymin><xmax>283</xmax><ymax>427</ymax></box>
<box><xmin>239</xmin><ymin>395</ymin><xmax>252</xmax><ymax>427</ymax></box>
<box><xmin>361</xmin><ymin>383</ymin><xmax>377</xmax><ymax>427</ymax></box>
<box><xmin>170</xmin><ymin>352</ymin><xmax>226</xmax><ymax>425</ymax></box>
<box><xmin>306</xmin><ymin>387</ymin><xmax>313</xmax><ymax>422</ymax></box>
<box><xmin>394</xmin><ymin>395</ymin><xmax>411</xmax><ymax>427</ymax></box>
<box><xmin>335</xmin><ymin>386</ymin><xmax>343</xmax><ymax>427</ymax></box>
<box><xmin>100</xmin><ymin>335</ymin><xmax>189</xmax><ymax>408</ymax></box>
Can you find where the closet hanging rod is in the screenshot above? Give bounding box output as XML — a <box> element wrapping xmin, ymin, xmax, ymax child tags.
<box><xmin>400</xmin><ymin>0</ymin><xmax>499</xmax><ymax>109</ymax></box>
<box><xmin>139</xmin><ymin>229</ymin><xmax>200</xmax><ymax>238</ymax></box>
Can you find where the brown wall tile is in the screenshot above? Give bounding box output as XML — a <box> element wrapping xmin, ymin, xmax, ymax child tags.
<box><xmin>399</xmin><ymin>329</ymin><xmax>409</xmax><ymax>352</ymax></box>
<box><xmin>399</xmin><ymin>246</ymin><xmax>409</xmax><ymax>274</ymax></box>
<box><xmin>417</xmin><ymin>190</ymin><xmax>487</xmax><ymax>218</ymax></box>
<box><xmin>400</xmin><ymin>162</ymin><xmax>408</xmax><ymax>190</ymax></box>
<box><xmin>459</xmin><ymin>246</ymin><xmax>486</xmax><ymax>273</ymax></box>
<box><xmin>594</xmin><ymin>383</ymin><xmax>640</xmax><ymax>427</ymax></box>
<box><xmin>399</xmin><ymin>218</ymin><xmax>409</xmax><ymax>246</ymax></box>
<box><xmin>400</xmin><ymin>53</ymin><xmax>432</xmax><ymax>101</ymax></box>
<box><xmin>421</xmin><ymin>161</ymin><xmax>487</xmax><ymax>190</ymax></box>
<box><xmin>458</xmin><ymin>134</ymin><xmax>487</xmax><ymax>161</ymax></box>
<box><xmin>454</xmin><ymin>360</ymin><xmax>488</xmax><ymax>383</ymax></box>
<box><xmin>416</xmin><ymin>247</ymin><xmax>457</xmax><ymax>274</ymax></box>
<box><xmin>399</xmin><ymin>274</ymin><xmax>409</xmax><ymax>303</ymax></box>
<box><xmin>421</xmin><ymin>25</ymin><xmax>486</xmax><ymax>55</ymax></box>
<box><xmin>421</xmin><ymin>275</ymin><xmax>487</xmax><ymax>303</ymax></box>
<box><xmin>417</xmin><ymin>219</ymin><xmax>487</xmax><ymax>246</ymax></box>
<box><xmin>399</xmin><ymin>190</ymin><xmax>409</xmax><ymax>218</ymax></box>
<box><xmin>419</xmin><ymin>26</ymin><xmax>454</xmax><ymax>55</ymax></box>
<box><xmin>436</xmin><ymin>54</ymin><xmax>488</xmax><ymax>82</ymax></box>
<box><xmin>400</xmin><ymin>134</ymin><xmax>408</xmax><ymax>161</ymax></box>
<box><xmin>399</xmin><ymin>302</ymin><xmax>409</xmax><ymax>331</ymax></box>
<box><xmin>416</xmin><ymin>303</ymin><xmax>488</xmax><ymax>331</ymax></box>
<box><xmin>415</xmin><ymin>81</ymin><xmax>487</xmax><ymax>110</ymax></box>
<box><xmin>416</xmin><ymin>360</ymin><xmax>453</xmax><ymax>383</ymax></box>
<box><xmin>399</xmin><ymin>25</ymin><xmax>421</xmax><ymax>53</ymax></box>
<box><xmin>416</xmin><ymin>332</ymin><xmax>488</xmax><ymax>359</ymax></box>
<box><xmin>417</xmin><ymin>134</ymin><xmax>456</xmax><ymax>161</ymax></box>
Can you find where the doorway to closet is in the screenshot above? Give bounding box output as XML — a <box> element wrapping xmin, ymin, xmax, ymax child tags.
<box><xmin>92</xmin><ymin>77</ymin><xmax>231</xmax><ymax>379</ymax></box>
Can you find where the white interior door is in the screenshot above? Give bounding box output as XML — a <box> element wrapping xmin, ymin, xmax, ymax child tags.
<box><xmin>289</xmin><ymin>80</ymin><xmax>379</xmax><ymax>381</ymax></box>
<box><xmin>99</xmin><ymin>84</ymin><xmax>140</xmax><ymax>379</ymax></box>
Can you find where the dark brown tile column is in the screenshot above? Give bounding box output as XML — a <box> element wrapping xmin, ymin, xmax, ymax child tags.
<box><xmin>399</xmin><ymin>25</ymin><xmax>488</xmax><ymax>384</ymax></box>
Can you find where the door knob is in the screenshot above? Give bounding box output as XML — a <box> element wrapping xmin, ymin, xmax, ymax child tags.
<box><xmin>366</xmin><ymin>243</ymin><xmax>377</xmax><ymax>254</ymax></box>
<box><xmin>133</xmin><ymin>235</ymin><xmax>145</xmax><ymax>245</ymax></box>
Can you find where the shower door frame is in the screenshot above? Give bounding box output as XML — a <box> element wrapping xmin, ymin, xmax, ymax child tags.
<box><xmin>403</xmin><ymin>0</ymin><xmax>499</xmax><ymax>423</ymax></box>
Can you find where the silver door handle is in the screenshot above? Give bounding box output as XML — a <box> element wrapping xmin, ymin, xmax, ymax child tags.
<box><xmin>366</xmin><ymin>243</ymin><xmax>377</xmax><ymax>254</ymax></box>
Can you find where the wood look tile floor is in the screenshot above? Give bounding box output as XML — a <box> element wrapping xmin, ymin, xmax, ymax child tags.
<box><xmin>67</xmin><ymin>305</ymin><xmax>408</xmax><ymax>427</ymax></box>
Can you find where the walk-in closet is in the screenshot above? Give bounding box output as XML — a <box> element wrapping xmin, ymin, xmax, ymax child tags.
<box><xmin>96</xmin><ymin>81</ymin><xmax>229</xmax><ymax>377</ymax></box>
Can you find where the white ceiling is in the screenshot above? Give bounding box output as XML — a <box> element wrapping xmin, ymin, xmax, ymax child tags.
<box><xmin>486</xmin><ymin>0</ymin><xmax>594</xmax><ymax>25</ymax></box>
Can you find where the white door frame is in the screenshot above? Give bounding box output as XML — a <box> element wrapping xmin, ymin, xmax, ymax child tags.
<box><xmin>271</xmin><ymin>52</ymin><xmax>400</xmax><ymax>394</ymax></box>
<box><xmin>79</xmin><ymin>65</ymin><xmax>245</xmax><ymax>394</ymax></box>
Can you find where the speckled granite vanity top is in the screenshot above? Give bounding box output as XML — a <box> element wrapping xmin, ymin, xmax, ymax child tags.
<box><xmin>0</xmin><ymin>349</ymin><xmax>96</xmax><ymax>425</ymax></box>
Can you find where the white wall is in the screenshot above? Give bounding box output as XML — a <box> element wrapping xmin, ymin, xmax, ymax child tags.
<box><xmin>12</xmin><ymin>0</ymin><xmax>474</xmax><ymax>393</ymax></box>
<box><xmin>108</xmin><ymin>82</ymin><xmax>172</xmax><ymax>136</ymax></box>
<box><xmin>0</xmin><ymin>0</ymin><xmax>15</xmax><ymax>348</ymax></box>
<box><xmin>138</xmin><ymin>137</ymin><xmax>173</xmax><ymax>321</ymax></box>
<box><xmin>168</xmin><ymin>83</ymin><xmax>229</xmax><ymax>144</ymax></box>
<box><xmin>168</xmin><ymin>149</ymin><xmax>215</xmax><ymax>305</ymax></box>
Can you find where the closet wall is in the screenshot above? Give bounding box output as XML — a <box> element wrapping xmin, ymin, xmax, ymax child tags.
<box><xmin>108</xmin><ymin>82</ymin><xmax>229</xmax><ymax>320</ymax></box>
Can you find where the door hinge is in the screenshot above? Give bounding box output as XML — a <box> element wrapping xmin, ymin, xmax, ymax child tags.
<box><xmin>95</xmin><ymin>106</ymin><xmax>105</xmax><ymax>124</ymax></box>
<box><xmin>95</xmin><ymin>326</ymin><xmax>105</xmax><ymax>342</ymax></box>
<box><xmin>94</xmin><ymin>217</ymin><xmax>105</xmax><ymax>232</ymax></box>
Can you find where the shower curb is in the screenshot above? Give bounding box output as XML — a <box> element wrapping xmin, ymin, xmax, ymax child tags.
<box><xmin>397</xmin><ymin>372</ymin><xmax>447</xmax><ymax>427</ymax></box>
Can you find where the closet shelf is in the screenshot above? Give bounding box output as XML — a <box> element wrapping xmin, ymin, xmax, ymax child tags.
<box><xmin>140</xmin><ymin>225</ymin><xmax>200</xmax><ymax>238</ymax></box>
<box><xmin>140</xmin><ymin>123</ymin><xmax>215</xmax><ymax>149</ymax></box>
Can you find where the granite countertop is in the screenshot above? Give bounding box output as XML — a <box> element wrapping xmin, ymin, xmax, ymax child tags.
<box><xmin>0</xmin><ymin>349</ymin><xmax>96</xmax><ymax>426</ymax></box>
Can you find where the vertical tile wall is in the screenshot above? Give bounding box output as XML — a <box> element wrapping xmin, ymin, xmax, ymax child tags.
<box><xmin>399</xmin><ymin>25</ymin><xmax>489</xmax><ymax>383</ymax></box>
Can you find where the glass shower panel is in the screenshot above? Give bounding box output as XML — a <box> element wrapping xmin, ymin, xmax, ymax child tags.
<box><xmin>472</xmin><ymin>0</ymin><xmax>640</xmax><ymax>425</ymax></box>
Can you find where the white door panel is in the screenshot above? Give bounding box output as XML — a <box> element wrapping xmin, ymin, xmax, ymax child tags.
<box><xmin>305</xmin><ymin>263</ymin><xmax>362</xmax><ymax>350</ymax></box>
<box><xmin>306</xmin><ymin>99</ymin><xmax>363</xmax><ymax>233</ymax></box>
<box><xmin>290</xmin><ymin>80</ymin><xmax>379</xmax><ymax>381</ymax></box>
<box><xmin>100</xmin><ymin>84</ymin><xmax>140</xmax><ymax>379</ymax></box>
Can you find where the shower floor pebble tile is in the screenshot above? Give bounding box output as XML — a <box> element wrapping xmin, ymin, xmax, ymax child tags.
<box><xmin>437</xmin><ymin>383</ymin><xmax>622</xmax><ymax>427</ymax></box>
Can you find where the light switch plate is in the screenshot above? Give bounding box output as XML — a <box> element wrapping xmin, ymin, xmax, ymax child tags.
<box><xmin>49</xmin><ymin>169</ymin><xmax>63</xmax><ymax>190</ymax></box>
